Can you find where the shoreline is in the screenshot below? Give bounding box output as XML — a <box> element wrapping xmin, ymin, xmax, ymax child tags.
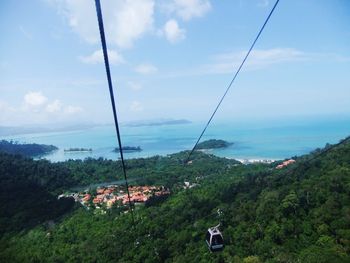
<box><xmin>234</xmin><ymin>158</ymin><xmax>279</xmax><ymax>164</ymax></box>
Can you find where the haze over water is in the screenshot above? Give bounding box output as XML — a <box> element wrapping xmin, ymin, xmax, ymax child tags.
<box><xmin>2</xmin><ymin>117</ymin><xmax>349</xmax><ymax>162</ymax></box>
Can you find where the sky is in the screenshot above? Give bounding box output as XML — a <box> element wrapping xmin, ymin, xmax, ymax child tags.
<box><xmin>0</xmin><ymin>0</ymin><xmax>350</xmax><ymax>127</ymax></box>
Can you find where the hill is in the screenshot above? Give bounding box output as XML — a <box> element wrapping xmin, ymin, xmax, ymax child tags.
<box><xmin>0</xmin><ymin>150</ymin><xmax>237</xmax><ymax>233</ymax></box>
<box><xmin>0</xmin><ymin>140</ymin><xmax>58</xmax><ymax>157</ymax></box>
<box><xmin>0</xmin><ymin>138</ymin><xmax>349</xmax><ymax>262</ymax></box>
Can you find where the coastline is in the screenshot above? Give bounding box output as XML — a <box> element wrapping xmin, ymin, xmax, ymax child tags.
<box><xmin>3</xmin><ymin>119</ymin><xmax>350</xmax><ymax>163</ymax></box>
<box><xmin>233</xmin><ymin>158</ymin><xmax>278</xmax><ymax>164</ymax></box>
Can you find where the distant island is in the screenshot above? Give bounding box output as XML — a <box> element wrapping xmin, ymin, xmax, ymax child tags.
<box><xmin>64</xmin><ymin>148</ymin><xmax>92</xmax><ymax>153</ymax></box>
<box><xmin>124</xmin><ymin>119</ymin><xmax>191</xmax><ymax>127</ymax></box>
<box><xmin>196</xmin><ymin>139</ymin><xmax>233</xmax><ymax>150</ymax></box>
<box><xmin>0</xmin><ymin>123</ymin><xmax>98</xmax><ymax>137</ymax></box>
<box><xmin>0</xmin><ymin>140</ymin><xmax>58</xmax><ymax>157</ymax></box>
<box><xmin>1</xmin><ymin>137</ymin><xmax>350</xmax><ymax>262</ymax></box>
<box><xmin>113</xmin><ymin>146</ymin><xmax>142</xmax><ymax>152</ymax></box>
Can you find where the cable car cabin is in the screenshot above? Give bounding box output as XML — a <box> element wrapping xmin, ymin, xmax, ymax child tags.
<box><xmin>206</xmin><ymin>225</ymin><xmax>224</xmax><ymax>252</ymax></box>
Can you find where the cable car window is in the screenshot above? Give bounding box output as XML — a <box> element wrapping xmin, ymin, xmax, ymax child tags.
<box><xmin>206</xmin><ymin>232</ymin><xmax>211</xmax><ymax>243</ymax></box>
<box><xmin>212</xmin><ymin>235</ymin><xmax>223</xmax><ymax>245</ymax></box>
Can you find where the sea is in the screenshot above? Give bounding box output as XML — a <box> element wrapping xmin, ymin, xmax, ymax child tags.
<box><xmin>1</xmin><ymin>117</ymin><xmax>349</xmax><ymax>163</ymax></box>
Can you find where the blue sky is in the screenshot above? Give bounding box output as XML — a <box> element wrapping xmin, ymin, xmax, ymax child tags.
<box><xmin>0</xmin><ymin>0</ymin><xmax>349</xmax><ymax>126</ymax></box>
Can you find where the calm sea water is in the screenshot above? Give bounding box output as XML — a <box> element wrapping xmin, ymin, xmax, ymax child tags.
<box><xmin>2</xmin><ymin>118</ymin><xmax>349</xmax><ymax>162</ymax></box>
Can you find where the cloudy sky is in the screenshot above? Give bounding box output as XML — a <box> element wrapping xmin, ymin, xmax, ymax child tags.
<box><xmin>0</xmin><ymin>0</ymin><xmax>349</xmax><ymax>126</ymax></box>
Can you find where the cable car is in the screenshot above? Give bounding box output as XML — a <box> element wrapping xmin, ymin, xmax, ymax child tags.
<box><xmin>206</xmin><ymin>224</ymin><xmax>224</xmax><ymax>252</ymax></box>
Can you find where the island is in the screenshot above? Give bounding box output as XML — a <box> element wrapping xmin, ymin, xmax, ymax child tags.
<box><xmin>0</xmin><ymin>140</ymin><xmax>58</xmax><ymax>157</ymax></box>
<box><xmin>113</xmin><ymin>146</ymin><xmax>142</xmax><ymax>152</ymax></box>
<box><xmin>64</xmin><ymin>148</ymin><xmax>93</xmax><ymax>153</ymax></box>
<box><xmin>196</xmin><ymin>139</ymin><xmax>233</xmax><ymax>150</ymax></box>
<box><xmin>1</xmin><ymin>137</ymin><xmax>350</xmax><ymax>262</ymax></box>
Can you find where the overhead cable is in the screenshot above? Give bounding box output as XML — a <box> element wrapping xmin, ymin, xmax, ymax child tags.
<box><xmin>94</xmin><ymin>0</ymin><xmax>135</xmax><ymax>225</ymax></box>
<box><xmin>186</xmin><ymin>0</ymin><xmax>280</xmax><ymax>161</ymax></box>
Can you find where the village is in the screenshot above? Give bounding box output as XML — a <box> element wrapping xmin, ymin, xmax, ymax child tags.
<box><xmin>59</xmin><ymin>184</ymin><xmax>170</xmax><ymax>210</ymax></box>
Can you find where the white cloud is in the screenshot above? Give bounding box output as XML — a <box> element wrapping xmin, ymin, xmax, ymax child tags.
<box><xmin>79</xmin><ymin>49</ymin><xmax>125</xmax><ymax>65</ymax></box>
<box><xmin>109</xmin><ymin>0</ymin><xmax>155</xmax><ymax>48</ymax></box>
<box><xmin>0</xmin><ymin>100</ymin><xmax>15</xmax><ymax>113</ymax></box>
<box><xmin>64</xmin><ymin>105</ymin><xmax>83</xmax><ymax>114</ymax></box>
<box><xmin>127</xmin><ymin>81</ymin><xmax>142</xmax><ymax>91</ymax></box>
<box><xmin>134</xmin><ymin>63</ymin><xmax>158</xmax><ymax>74</ymax></box>
<box><xmin>23</xmin><ymin>91</ymin><xmax>82</xmax><ymax>115</ymax></box>
<box><xmin>163</xmin><ymin>19</ymin><xmax>186</xmax><ymax>43</ymax></box>
<box><xmin>50</xmin><ymin>0</ymin><xmax>155</xmax><ymax>49</ymax></box>
<box><xmin>167</xmin><ymin>0</ymin><xmax>211</xmax><ymax>21</ymax></box>
<box><xmin>24</xmin><ymin>91</ymin><xmax>48</xmax><ymax>107</ymax></box>
<box><xmin>258</xmin><ymin>0</ymin><xmax>269</xmax><ymax>7</ymax></box>
<box><xmin>0</xmin><ymin>91</ymin><xmax>84</xmax><ymax>125</ymax></box>
<box><xmin>46</xmin><ymin>99</ymin><xmax>63</xmax><ymax>113</ymax></box>
<box><xmin>203</xmin><ymin>48</ymin><xmax>307</xmax><ymax>74</ymax></box>
<box><xmin>0</xmin><ymin>101</ymin><xmax>5</xmax><ymax>111</ymax></box>
<box><xmin>49</xmin><ymin>0</ymin><xmax>98</xmax><ymax>43</ymax></box>
<box><xmin>159</xmin><ymin>48</ymin><xmax>312</xmax><ymax>78</ymax></box>
<box><xmin>0</xmin><ymin>100</ymin><xmax>16</xmax><ymax>124</ymax></box>
<box><xmin>19</xmin><ymin>25</ymin><xmax>33</xmax><ymax>40</ymax></box>
<box><xmin>130</xmin><ymin>101</ymin><xmax>143</xmax><ymax>112</ymax></box>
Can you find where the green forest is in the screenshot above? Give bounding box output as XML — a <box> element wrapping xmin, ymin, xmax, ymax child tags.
<box><xmin>196</xmin><ymin>139</ymin><xmax>233</xmax><ymax>150</ymax></box>
<box><xmin>0</xmin><ymin>140</ymin><xmax>58</xmax><ymax>157</ymax></box>
<box><xmin>0</xmin><ymin>137</ymin><xmax>349</xmax><ymax>262</ymax></box>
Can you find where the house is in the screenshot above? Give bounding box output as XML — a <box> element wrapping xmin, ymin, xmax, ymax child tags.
<box><xmin>82</xmin><ymin>194</ymin><xmax>91</xmax><ymax>202</ymax></box>
<box><xmin>96</xmin><ymin>188</ymin><xmax>105</xmax><ymax>194</ymax></box>
<box><xmin>106</xmin><ymin>198</ymin><xmax>117</xmax><ymax>208</ymax></box>
<box><xmin>276</xmin><ymin>159</ymin><xmax>296</xmax><ymax>169</ymax></box>
<box><xmin>104</xmin><ymin>189</ymin><xmax>113</xmax><ymax>194</ymax></box>
<box><xmin>93</xmin><ymin>195</ymin><xmax>104</xmax><ymax>204</ymax></box>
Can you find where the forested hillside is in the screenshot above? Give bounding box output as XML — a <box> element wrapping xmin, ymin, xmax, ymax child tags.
<box><xmin>0</xmin><ymin>151</ymin><xmax>237</xmax><ymax>234</ymax></box>
<box><xmin>0</xmin><ymin>140</ymin><xmax>58</xmax><ymax>157</ymax></box>
<box><xmin>0</xmin><ymin>138</ymin><xmax>349</xmax><ymax>262</ymax></box>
